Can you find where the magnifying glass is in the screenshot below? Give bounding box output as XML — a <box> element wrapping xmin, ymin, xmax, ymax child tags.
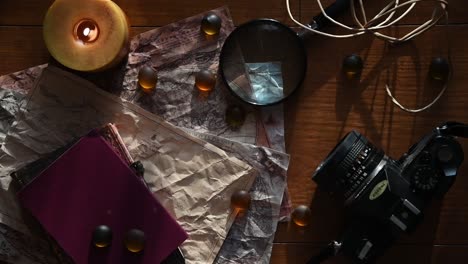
<box><xmin>219</xmin><ymin>19</ymin><xmax>306</xmax><ymax>106</ymax></box>
<box><xmin>219</xmin><ymin>0</ymin><xmax>350</xmax><ymax>106</ymax></box>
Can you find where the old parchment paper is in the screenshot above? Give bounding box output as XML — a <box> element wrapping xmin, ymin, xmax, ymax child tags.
<box><xmin>185</xmin><ymin>130</ymin><xmax>289</xmax><ymax>264</ymax></box>
<box><xmin>0</xmin><ymin>7</ymin><xmax>292</xmax><ymax>263</ymax></box>
<box><xmin>121</xmin><ymin>6</ymin><xmax>291</xmax><ymax>220</ymax></box>
<box><xmin>0</xmin><ymin>66</ymin><xmax>257</xmax><ymax>264</ymax></box>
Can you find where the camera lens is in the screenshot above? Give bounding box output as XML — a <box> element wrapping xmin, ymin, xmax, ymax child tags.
<box><xmin>313</xmin><ymin>131</ymin><xmax>385</xmax><ymax>203</ymax></box>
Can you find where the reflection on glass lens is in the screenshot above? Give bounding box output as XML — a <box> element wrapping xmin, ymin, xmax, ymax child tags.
<box><xmin>220</xmin><ymin>19</ymin><xmax>307</xmax><ymax>106</ymax></box>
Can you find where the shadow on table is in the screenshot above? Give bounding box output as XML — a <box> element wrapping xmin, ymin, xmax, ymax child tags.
<box><xmin>282</xmin><ymin>187</ymin><xmax>443</xmax><ymax>263</ymax></box>
<box><xmin>285</xmin><ymin>25</ymin><xmax>452</xmax><ymax>153</ymax></box>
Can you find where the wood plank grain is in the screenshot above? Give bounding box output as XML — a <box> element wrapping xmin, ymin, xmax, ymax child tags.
<box><xmin>2</xmin><ymin>2</ymin><xmax>468</xmax><ymax>264</ymax></box>
<box><xmin>299</xmin><ymin>0</ymin><xmax>468</xmax><ymax>27</ymax></box>
<box><xmin>1</xmin><ymin>23</ymin><xmax>468</xmax><ymax>258</ymax></box>
<box><xmin>0</xmin><ymin>0</ymin><xmax>301</xmax><ymax>27</ymax></box>
<box><xmin>0</xmin><ymin>26</ymin><xmax>152</xmax><ymax>75</ymax></box>
<box><xmin>0</xmin><ymin>27</ymin><xmax>49</xmax><ymax>75</ymax></box>
<box><xmin>278</xmin><ymin>25</ymin><xmax>468</xmax><ymax>246</ymax></box>
<box><xmin>270</xmin><ymin>243</ymin><xmax>468</xmax><ymax>263</ymax></box>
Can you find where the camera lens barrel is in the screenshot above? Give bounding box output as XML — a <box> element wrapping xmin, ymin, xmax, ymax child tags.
<box><xmin>313</xmin><ymin>131</ymin><xmax>385</xmax><ymax>203</ymax></box>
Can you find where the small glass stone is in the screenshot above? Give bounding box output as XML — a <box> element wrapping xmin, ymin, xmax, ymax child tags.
<box><xmin>225</xmin><ymin>105</ymin><xmax>246</xmax><ymax>129</ymax></box>
<box><xmin>124</xmin><ymin>229</ymin><xmax>145</xmax><ymax>253</ymax></box>
<box><xmin>195</xmin><ymin>70</ymin><xmax>216</xmax><ymax>92</ymax></box>
<box><xmin>201</xmin><ymin>13</ymin><xmax>222</xmax><ymax>36</ymax></box>
<box><xmin>291</xmin><ymin>205</ymin><xmax>312</xmax><ymax>227</ymax></box>
<box><xmin>130</xmin><ymin>161</ymin><xmax>145</xmax><ymax>177</ymax></box>
<box><xmin>92</xmin><ymin>225</ymin><xmax>112</xmax><ymax>248</ymax></box>
<box><xmin>138</xmin><ymin>66</ymin><xmax>158</xmax><ymax>92</ymax></box>
<box><xmin>231</xmin><ymin>190</ymin><xmax>251</xmax><ymax>210</ymax></box>
<box><xmin>342</xmin><ymin>54</ymin><xmax>363</xmax><ymax>78</ymax></box>
<box><xmin>429</xmin><ymin>57</ymin><xmax>450</xmax><ymax>81</ymax></box>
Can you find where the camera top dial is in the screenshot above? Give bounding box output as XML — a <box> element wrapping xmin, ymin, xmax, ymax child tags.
<box><xmin>410</xmin><ymin>165</ymin><xmax>440</xmax><ymax>192</ymax></box>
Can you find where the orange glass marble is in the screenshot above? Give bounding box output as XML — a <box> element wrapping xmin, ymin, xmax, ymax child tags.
<box><xmin>195</xmin><ymin>70</ymin><xmax>216</xmax><ymax>92</ymax></box>
<box><xmin>291</xmin><ymin>205</ymin><xmax>312</xmax><ymax>227</ymax></box>
<box><xmin>342</xmin><ymin>54</ymin><xmax>363</xmax><ymax>79</ymax></box>
<box><xmin>225</xmin><ymin>105</ymin><xmax>246</xmax><ymax>129</ymax></box>
<box><xmin>429</xmin><ymin>57</ymin><xmax>450</xmax><ymax>81</ymax></box>
<box><xmin>201</xmin><ymin>13</ymin><xmax>222</xmax><ymax>36</ymax></box>
<box><xmin>92</xmin><ymin>225</ymin><xmax>112</xmax><ymax>248</ymax></box>
<box><xmin>138</xmin><ymin>66</ymin><xmax>158</xmax><ymax>92</ymax></box>
<box><xmin>231</xmin><ymin>190</ymin><xmax>251</xmax><ymax>210</ymax></box>
<box><xmin>124</xmin><ymin>229</ymin><xmax>145</xmax><ymax>253</ymax></box>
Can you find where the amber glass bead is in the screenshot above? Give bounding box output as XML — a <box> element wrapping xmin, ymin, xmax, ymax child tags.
<box><xmin>291</xmin><ymin>205</ymin><xmax>312</xmax><ymax>227</ymax></box>
<box><xmin>231</xmin><ymin>190</ymin><xmax>251</xmax><ymax>210</ymax></box>
<box><xmin>138</xmin><ymin>66</ymin><xmax>158</xmax><ymax>92</ymax></box>
<box><xmin>92</xmin><ymin>225</ymin><xmax>112</xmax><ymax>248</ymax></box>
<box><xmin>201</xmin><ymin>13</ymin><xmax>222</xmax><ymax>35</ymax></box>
<box><xmin>130</xmin><ymin>161</ymin><xmax>145</xmax><ymax>177</ymax></box>
<box><xmin>124</xmin><ymin>229</ymin><xmax>145</xmax><ymax>253</ymax></box>
<box><xmin>429</xmin><ymin>57</ymin><xmax>450</xmax><ymax>81</ymax></box>
<box><xmin>225</xmin><ymin>105</ymin><xmax>246</xmax><ymax>129</ymax></box>
<box><xmin>342</xmin><ymin>54</ymin><xmax>363</xmax><ymax>78</ymax></box>
<box><xmin>195</xmin><ymin>70</ymin><xmax>216</xmax><ymax>92</ymax></box>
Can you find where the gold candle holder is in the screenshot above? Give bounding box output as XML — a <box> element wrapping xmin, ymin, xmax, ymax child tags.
<box><xmin>43</xmin><ymin>0</ymin><xmax>130</xmax><ymax>72</ymax></box>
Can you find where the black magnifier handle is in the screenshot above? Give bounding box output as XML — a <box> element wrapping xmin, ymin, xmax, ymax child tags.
<box><xmin>299</xmin><ymin>0</ymin><xmax>351</xmax><ymax>38</ymax></box>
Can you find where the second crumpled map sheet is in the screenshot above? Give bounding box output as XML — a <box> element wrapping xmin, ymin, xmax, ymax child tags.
<box><xmin>185</xmin><ymin>130</ymin><xmax>289</xmax><ymax>264</ymax></box>
<box><xmin>121</xmin><ymin>6</ymin><xmax>291</xmax><ymax>221</ymax></box>
<box><xmin>0</xmin><ymin>66</ymin><xmax>257</xmax><ymax>264</ymax></box>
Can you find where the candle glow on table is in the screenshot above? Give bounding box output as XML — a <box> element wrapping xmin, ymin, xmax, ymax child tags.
<box><xmin>43</xmin><ymin>0</ymin><xmax>129</xmax><ymax>72</ymax></box>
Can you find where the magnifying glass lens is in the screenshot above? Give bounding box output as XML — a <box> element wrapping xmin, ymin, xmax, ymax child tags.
<box><xmin>220</xmin><ymin>19</ymin><xmax>307</xmax><ymax>106</ymax></box>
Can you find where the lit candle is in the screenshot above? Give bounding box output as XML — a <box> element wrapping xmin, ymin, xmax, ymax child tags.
<box><xmin>43</xmin><ymin>0</ymin><xmax>129</xmax><ymax>72</ymax></box>
<box><xmin>74</xmin><ymin>19</ymin><xmax>100</xmax><ymax>44</ymax></box>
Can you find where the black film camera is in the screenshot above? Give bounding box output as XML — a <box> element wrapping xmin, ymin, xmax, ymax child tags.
<box><xmin>308</xmin><ymin>122</ymin><xmax>468</xmax><ymax>264</ymax></box>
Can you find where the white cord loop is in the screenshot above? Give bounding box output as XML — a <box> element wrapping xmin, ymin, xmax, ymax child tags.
<box><xmin>286</xmin><ymin>0</ymin><xmax>450</xmax><ymax>113</ymax></box>
<box><xmin>385</xmin><ymin>82</ymin><xmax>448</xmax><ymax>113</ymax></box>
<box><xmin>286</xmin><ymin>0</ymin><xmax>448</xmax><ymax>44</ymax></box>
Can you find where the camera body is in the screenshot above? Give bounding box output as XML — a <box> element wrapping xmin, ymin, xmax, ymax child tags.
<box><xmin>312</xmin><ymin>123</ymin><xmax>466</xmax><ymax>263</ymax></box>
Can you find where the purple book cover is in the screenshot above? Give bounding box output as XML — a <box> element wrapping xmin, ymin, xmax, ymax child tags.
<box><xmin>18</xmin><ymin>131</ymin><xmax>188</xmax><ymax>264</ymax></box>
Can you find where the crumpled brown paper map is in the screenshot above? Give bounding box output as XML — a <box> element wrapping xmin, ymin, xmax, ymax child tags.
<box><xmin>0</xmin><ymin>224</ymin><xmax>59</xmax><ymax>264</ymax></box>
<box><xmin>123</xmin><ymin>7</ymin><xmax>286</xmax><ymax>151</ymax></box>
<box><xmin>0</xmin><ymin>66</ymin><xmax>257</xmax><ymax>263</ymax></box>
<box><xmin>184</xmin><ymin>130</ymin><xmax>289</xmax><ymax>264</ymax></box>
<box><xmin>0</xmin><ymin>6</ymin><xmax>293</xmax><ymax>263</ymax></box>
<box><xmin>0</xmin><ymin>65</ymin><xmax>45</xmax><ymax>144</ymax></box>
<box><xmin>121</xmin><ymin>6</ymin><xmax>291</xmax><ymax>221</ymax></box>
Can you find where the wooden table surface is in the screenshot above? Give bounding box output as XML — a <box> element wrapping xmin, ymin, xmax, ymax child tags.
<box><xmin>1</xmin><ymin>1</ymin><xmax>468</xmax><ymax>263</ymax></box>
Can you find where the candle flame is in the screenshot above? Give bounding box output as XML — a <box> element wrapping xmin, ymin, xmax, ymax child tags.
<box><xmin>83</xmin><ymin>27</ymin><xmax>91</xmax><ymax>37</ymax></box>
<box><xmin>74</xmin><ymin>19</ymin><xmax>99</xmax><ymax>44</ymax></box>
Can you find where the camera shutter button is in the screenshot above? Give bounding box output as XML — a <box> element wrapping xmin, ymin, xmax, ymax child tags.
<box><xmin>419</xmin><ymin>151</ymin><xmax>432</xmax><ymax>164</ymax></box>
<box><xmin>437</xmin><ymin>145</ymin><xmax>454</xmax><ymax>163</ymax></box>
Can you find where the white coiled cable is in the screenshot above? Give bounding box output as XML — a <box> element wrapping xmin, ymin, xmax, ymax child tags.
<box><xmin>286</xmin><ymin>0</ymin><xmax>450</xmax><ymax>113</ymax></box>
